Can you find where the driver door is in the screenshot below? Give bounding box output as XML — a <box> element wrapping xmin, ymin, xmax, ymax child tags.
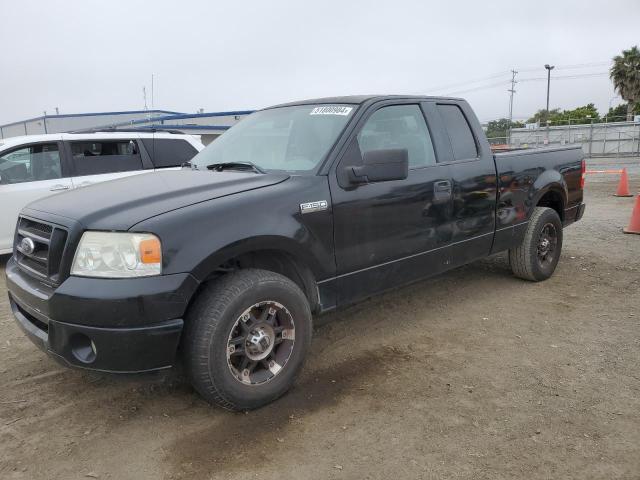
<box><xmin>329</xmin><ymin>102</ymin><xmax>453</xmax><ymax>306</ymax></box>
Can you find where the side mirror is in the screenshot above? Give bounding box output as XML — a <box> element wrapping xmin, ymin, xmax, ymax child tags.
<box><xmin>347</xmin><ymin>148</ymin><xmax>408</xmax><ymax>184</ymax></box>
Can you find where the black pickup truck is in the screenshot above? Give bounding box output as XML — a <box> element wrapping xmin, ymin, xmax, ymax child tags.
<box><xmin>6</xmin><ymin>95</ymin><xmax>585</xmax><ymax>410</ymax></box>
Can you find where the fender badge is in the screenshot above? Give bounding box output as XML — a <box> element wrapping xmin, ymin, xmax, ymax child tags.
<box><xmin>300</xmin><ymin>200</ymin><xmax>328</xmax><ymax>214</ymax></box>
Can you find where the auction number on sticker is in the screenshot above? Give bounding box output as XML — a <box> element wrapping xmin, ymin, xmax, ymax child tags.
<box><xmin>309</xmin><ymin>106</ymin><xmax>353</xmax><ymax>116</ymax></box>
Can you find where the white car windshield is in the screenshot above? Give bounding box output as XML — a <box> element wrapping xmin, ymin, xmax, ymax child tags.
<box><xmin>191</xmin><ymin>104</ymin><xmax>356</xmax><ymax>173</ymax></box>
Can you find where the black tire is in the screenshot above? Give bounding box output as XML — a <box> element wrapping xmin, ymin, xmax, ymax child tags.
<box><xmin>509</xmin><ymin>207</ymin><xmax>563</xmax><ymax>282</ymax></box>
<box><xmin>182</xmin><ymin>269</ymin><xmax>312</xmax><ymax>411</ymax></box>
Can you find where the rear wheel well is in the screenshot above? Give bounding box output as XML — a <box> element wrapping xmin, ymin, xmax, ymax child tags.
<box><xmin>200</xmin><ymin>250</ymin><xmax>319</xmax><ymax>313</ymax></box>
<box><xmin>537</xmin><ymin>190</ymin><xmax>564</xmax><ymax>221</ymax></box>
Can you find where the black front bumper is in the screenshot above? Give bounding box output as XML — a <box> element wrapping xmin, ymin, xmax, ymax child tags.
<box><xmin>6</xmin><ymin>257</ymin><xmax>199</xmax><ymax>373</ymax></box>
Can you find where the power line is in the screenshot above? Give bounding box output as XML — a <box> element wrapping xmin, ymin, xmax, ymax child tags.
<box><xmin>416</xmin><ymin>61</ymin><xmax>611</xmax><ymax>95</ymax></box>
<box><xmin>556</xmin><ymin>61</ymin><xmax>610</xmax><ymax>70</ymax></box>
<box><xmin>415</xmin><ymin>70</ymin><xmax>511</xmax><ymax>94</ymax></box>
<box><xmin>519</xmin><ymin>71</ymin><xmax>609</xmax><ymax>82</ymax></box>
<box><xmin>442</xmin><ymin>80</ymin><xmax>511</xmax><ymax>96</ymax></box>
<box><xmin>515</xmin><ymin>61</ymin><xmax>610</xmax><ymax>73</ymax></box>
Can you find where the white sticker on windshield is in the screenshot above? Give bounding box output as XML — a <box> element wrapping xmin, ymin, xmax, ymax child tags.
<box><xmin>310</xmin><ymin>106</ymin><xmax>353</xmax><ymax>116</ymax></box>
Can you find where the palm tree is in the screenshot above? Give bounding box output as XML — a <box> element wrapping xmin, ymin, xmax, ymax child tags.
<box><xmin>610</xmin><ymin>46</ymin><xmax>640</xmax><ymax>121</ymax></box>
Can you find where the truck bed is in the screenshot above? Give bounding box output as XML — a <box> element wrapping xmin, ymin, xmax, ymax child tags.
<box><xmin>491</xmin><ymin>145</ymin><xmax>584</xmax><ymax>253</ymax></box>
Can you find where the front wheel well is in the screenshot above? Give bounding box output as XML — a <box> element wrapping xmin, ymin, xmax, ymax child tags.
<box><xmin>536</xmin><ymin>190</ymin><xmax>564</xmax><ymax>221</ymax></box>
<box><xmin>199</xmin><ymin>250</ymin><xmax>319</xmax><ymax>313</ymax></box>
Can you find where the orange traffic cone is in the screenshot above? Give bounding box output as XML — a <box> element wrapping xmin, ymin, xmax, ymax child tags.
<box><xmin>623</xmin><ymin>194</ymin><xmax>640</xmax><ymax>235</ymax></box>
<box><xmin>614</xmin><ymin>168</ymin><xmax>633</xmax><ymax>197</ymax></box>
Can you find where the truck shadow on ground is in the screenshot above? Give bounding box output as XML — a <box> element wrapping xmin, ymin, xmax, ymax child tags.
<box><xmin>1</xmin><ymin>252</ymin><xmax>516</xmax><ymax>477</ymax></box>
<box><xmin>166</xmin><ymin>345</ymin><xmax>421</xmax><ymax>477</ymax></box>
<box><xmin>162</xmin><ymin>255</ymin><xmax>520</xmax><ymax>477</ymax></box>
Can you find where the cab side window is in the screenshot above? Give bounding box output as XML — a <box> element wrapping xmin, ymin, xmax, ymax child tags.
<box><xmin>0</xmin><ymin>143</ymin><xmax>62</xmax><ymax>184</ymax></box>
<box><xmin>358</xmin><ymin>105</ymin><xmax>436</xmax><ymax>169</ymax></box>
<box><xmin>436</xmin><ymin>104</ymin><xmax>478</xmax><ymax>160</ymax></box>
<box><xmin>70</xmin><ymin>140</ymin><xmax>143</xmax><ymax>175</ymax></box>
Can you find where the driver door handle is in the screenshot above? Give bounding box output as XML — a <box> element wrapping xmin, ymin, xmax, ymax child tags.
<box><xmin>50</xmin><ymin>184</ymin><xmax>70</xmax><ymax>191</ymax></box>
<box><xmin>433</xmin><ymin>180</ymin><xmax>452</xmax><ymax>204</ymax></box>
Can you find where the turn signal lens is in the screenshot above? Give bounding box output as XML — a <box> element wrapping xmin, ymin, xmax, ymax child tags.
<box><xmin>139</xmin><ymin>238</ymin><xmax>161</xmax><ymax>264</ymax></box>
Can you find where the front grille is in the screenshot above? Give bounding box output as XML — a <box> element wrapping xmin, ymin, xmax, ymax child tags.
<box><xmin>14</xmin><ymin>216</ymin><xmax>68</xmax><ymax>285</ymax></box>
<box><xmin>19</xmin><ymin>218</ymin><xmax>53</xmax><ymax>237</ymax></box>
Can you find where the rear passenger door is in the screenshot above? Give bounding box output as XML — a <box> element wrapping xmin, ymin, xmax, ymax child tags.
<box><xmin>64</xmin><ymin>138</ymin><xmax>149</xmax><ymax>189</ymax></box>
<box><xmin>434</xmin><ymin>102</ymin><xmax>497</xmax><ymax>265</ymax></box>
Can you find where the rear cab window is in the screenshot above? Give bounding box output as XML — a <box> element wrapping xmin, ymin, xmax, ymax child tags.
<box><xmin>69</xmin><ymin>140</ymin><xmax>143</xmax><ymax>175</ymax></box>
<box><xmin>436</xmin><ymin>104</ymin><xmax>478</xmax><ymax>161</ymax></box>
<box><xmin>141</xmin><ymin>138</ymin><xmax>198</xmax><ymax>168</ymax></box>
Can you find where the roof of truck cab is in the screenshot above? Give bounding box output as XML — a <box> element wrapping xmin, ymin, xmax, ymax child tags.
<box><xmin>268</xmin><ymin>95</ymin><xmax>464</xmax><ymax>108</ymax></box>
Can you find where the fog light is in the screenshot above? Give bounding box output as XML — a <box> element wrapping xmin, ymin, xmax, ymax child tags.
<box><xmin>70</xmin><ymin>333</ymin><xmax>97</xmax><ymax>364</ymax></box>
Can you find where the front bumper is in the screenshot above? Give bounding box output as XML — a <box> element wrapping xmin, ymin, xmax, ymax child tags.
<box><xmin>6</xmin><ymin>257</ymin><xmax>199</xmax><ymax>373</ymax></box>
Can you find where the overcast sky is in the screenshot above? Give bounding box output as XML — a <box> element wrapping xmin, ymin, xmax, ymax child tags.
<box><xmin>1</xmin><ymin>0</ymin><xmax>639</xmax><ymax>125</ymax></box>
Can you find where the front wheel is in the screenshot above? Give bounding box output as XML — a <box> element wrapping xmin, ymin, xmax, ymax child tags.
<box><xmin>182</xmin><ymin>269</ymin><xmax>312</xmax><ymax>410</ymax></box>
<box><xmin>509</xmin><ymin>206</ymin><xmax>563</xmax><ymax>281</ymax></box>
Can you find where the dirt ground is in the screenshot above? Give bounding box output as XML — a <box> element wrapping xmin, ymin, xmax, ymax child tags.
<box><xmin>1</xmin><ymin>158</ymin><xmax>639</xmax><ymax>480</ymax></box>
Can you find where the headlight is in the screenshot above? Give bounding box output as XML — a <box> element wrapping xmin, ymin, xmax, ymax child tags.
<box><xmin>71</xmin><ymin>232</ymin><xmax>162</xmax><ymax>278</ymax></box>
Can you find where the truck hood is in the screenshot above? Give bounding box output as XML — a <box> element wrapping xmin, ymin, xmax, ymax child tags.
<box><xmin>25</xmin><ymin>170</ymin><xmax>290</xmax><ymax>230</ymax></box>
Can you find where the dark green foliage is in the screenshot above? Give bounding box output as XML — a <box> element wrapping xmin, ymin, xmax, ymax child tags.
<box><xmin>610</xmin><ymin>46</ymin><xmax>640</xmax><ymax>120</ymax></box>
<box><xmin>485</xmin><ymin>118</ymin><xmax>524</xmax><ymax>140</ymax></box>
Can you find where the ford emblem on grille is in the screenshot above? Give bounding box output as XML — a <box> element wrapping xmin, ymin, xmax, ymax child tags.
<box><xmin>19</xmin><ymin>237</ymin><xmax>36</xmax><ymax>255</ymax></box>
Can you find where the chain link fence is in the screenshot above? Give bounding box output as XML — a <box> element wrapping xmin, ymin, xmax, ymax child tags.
<box><xmin>488</xmin><ymin>121</ymin><xmax>640</xmax><ymax>157</ymax></box>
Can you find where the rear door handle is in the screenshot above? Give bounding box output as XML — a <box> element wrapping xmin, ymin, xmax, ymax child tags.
<box><xmin>434</xmin><ymin>180</ymin><xmax>451</xmax><ymax>192</ymax></box>
<box><xmin>77</xmin><ymin>181</ymin><xmax>92</xmax><ymax>188</ymax></box>
<box><xmin>50</xmin><ymin>184</ymin><xmax>70</xmax><ymax>191</ymax></box>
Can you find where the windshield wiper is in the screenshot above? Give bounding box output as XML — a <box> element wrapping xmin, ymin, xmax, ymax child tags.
<box><xmin>206</xmin><ymin>162</ymin><xmax>266</xmax><ymax>174</ymax></box>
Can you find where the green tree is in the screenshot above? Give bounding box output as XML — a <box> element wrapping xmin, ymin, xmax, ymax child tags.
<box><xmin>552</xmin><ymin>103</ymin><xmax>600</xmax><ymax>125</ymax></box>
<box><xmin>526</xmin><ymin>104</ymin><xmax>600</xmax><ymax>125</ymax></box>
<box><xmin>604</xmin><ymin>102</ymin><xmax>640</xmax><ymax>122</ymax></box>
<box><xmin>485</xmin><ymin>118</ymin><xmax>524</xmax><ymax>140</ymax></box>
<box><xmin>526</xmin><ymin>108</ymin><xmax>561</xmax><ymax>125</ymax></box>
<box><xmin>610</xmin><ymin>46</ymin><xmax>640</xmax><ymax>120</ymax></box>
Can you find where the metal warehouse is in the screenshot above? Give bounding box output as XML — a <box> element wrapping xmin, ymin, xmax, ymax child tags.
<box><xmin>0</xmin><ymin>109</ymin><xmax>253</xmax><ymax>145</ymax></box>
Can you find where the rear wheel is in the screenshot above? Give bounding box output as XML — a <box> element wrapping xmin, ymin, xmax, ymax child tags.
<box><xmin>509</xmin><ymin>206</ymin><xmax>563</xmax><ymax>281</ymax></box>
<box><xmin>183</xmin><ymin>269</ymin><xmax>312</xmax><ymax>410</ymax></box>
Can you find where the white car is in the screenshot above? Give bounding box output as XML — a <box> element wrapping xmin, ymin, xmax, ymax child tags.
<box><xmin>0</xmin><ymin>131</ymin><xmax>204</xmax><ymax>254</ymax></box>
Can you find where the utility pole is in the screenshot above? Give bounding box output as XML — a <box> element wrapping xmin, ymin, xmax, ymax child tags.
<box><xmin>544</xmin><ymin>64</ymin><xmax>555</xmax><ymax>143</ymax></box>
<box><xmin>507</xmin><ymin>69</ymin><xmax>517</xmax><ymax>145</ymax></box>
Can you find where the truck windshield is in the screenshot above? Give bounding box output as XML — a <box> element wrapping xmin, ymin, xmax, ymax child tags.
<box><xmin>191</xmin><ymin>104</ymin><xmax>355</xmax><ymax>173</ymax></box>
